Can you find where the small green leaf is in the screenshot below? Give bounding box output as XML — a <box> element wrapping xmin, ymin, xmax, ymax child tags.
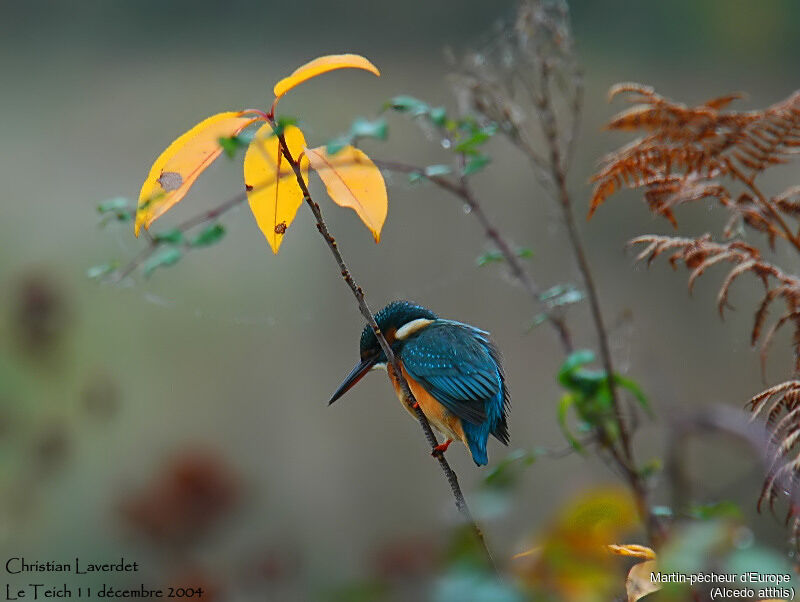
<box><xmin>455</xmin><ymin>131</ymin><xmax>491</xmax><ymax>153</ymax></box>
<box><xmin>615</xmin><ymin>374</ymin><xmax>652</xmax><ymax>415</ymax></box>
<box><xmin>558</xmin><ymin>394</ymin><xmax>585</xmax><ymax>452</ymax></box>
<box><xmin>477</xmin><ymin>247</ymin><xmax>533</xmax><ymax>267</ymax></box>
<box><xmin>689</xmin><ymin>501</ymin><xmax>743</xmax><ymax>521</ymax></box>
<box><xmin>97</xmin><ymin>197</ymin><xmax>129</xmax><ymax>214</ymax></box>
<box><xmin>190</xmin><ymin>224</ymin><xmax>226</xmax><ymax>247</ymax></box>
<box><xmin>462</xmin><ymin>154</ymin><xmax>490</xmax><ymax>176</ymax></box>
<box><xmin>424</xmin><ymin>164</ymin><xmax>452</xmax><ymax>177</ymax></box>
<box><xmin>143</xmin><ymin>247</ymin><xmax>182</xmax><ymax>277</ymax></box>
<box><xmin>651</xmin><ymin>505</ymin><xmax>674</xmax><ymax>517</ymax></box>
<box><xmin>86</xmin><ymin>263</ymin><xmax>117</xmax><ymax>280</ymax></box>
<box><xmin>527</xmin><ymin>312</ymin><xmax>549</xmax><ymax>330</ymax></box>
<box><xmin>219</xmin><ymin>136</ymin><xmax>242</xmax><ymax>159</ymax></box>
<box><xmin>273</xmin><ymin>116</ymin><xmax>299</xmax><ymax>137</ymax></box>
<box><xmin>326</xmin><ymin>117</ymin><xmax>388</xmax><ymax>155</ymax></box>
<box><xmin>350</xmin><ymin>117</ymin><xmax>388</xmax><ymax>140</ymax></box>
<box><xmin>384</xmin><ymin>95</ymin><xmax>429</xmax><ymax>117</ymax></box>
<box><xmin>97</xmin><ymin>197</ymin><xmax>133</xmax><ymax>222</ymax></box>
<box><xmin>429</xmin><ymin>106</ymin><xmax>447</xmax><ymax>126</ymax></box>
<box><xmin>476</xmin><ymin>251</ymin><xmax>505</xmax><ymax>267</ymax></box>
<box><xmin>638</xmin><ymin>458</ymin><xmax>662</xmax><ymax>479</ymax></box>
<box><xmin>326</xmin><ymin>135</ymin><xmax>351</xmax><ymax>155</ymax></box>
<box><xmin>152</xmin><ymin>228</ymin><xmax>184</xmax><ymax>244</ymax></box>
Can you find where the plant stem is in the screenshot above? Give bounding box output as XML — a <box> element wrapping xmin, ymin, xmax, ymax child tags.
<box><xmin>375</xmin><ymin>159</ymin><xmax>574</xmax><ymax>353</ymax></box>
<box><xmin>271</xmin><ymin>124</ymin><xmax>498</xmax><ymax>574</ymax></box>
<box><xmin>532</xmin><ymin>59</ymin><xmax>662</xmax><ymax>541</ymax></box>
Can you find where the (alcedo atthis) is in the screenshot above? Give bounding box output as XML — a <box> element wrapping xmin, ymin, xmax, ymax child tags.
<box><xmin>328</xmin><ymin>300</ymin><xmax>510</xmax><ymax>466</ymax></box>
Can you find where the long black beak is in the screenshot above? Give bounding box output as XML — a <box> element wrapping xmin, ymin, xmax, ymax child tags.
<box><xmin>328</xmin><ymin>355</ymin><xmax>378</xmax><ymax>405</ymax></box>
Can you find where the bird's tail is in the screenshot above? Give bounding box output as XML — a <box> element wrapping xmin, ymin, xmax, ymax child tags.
<box><xmin>462</xmin><ymin>421</ymin><xmax>489</xmax><ymax>466</ymax></box>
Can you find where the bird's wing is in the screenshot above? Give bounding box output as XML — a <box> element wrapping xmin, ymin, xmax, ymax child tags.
<box><xmin>401</xmin><ymin>321</ymin><xmax>502</xmax><ymax>426</ymax></box>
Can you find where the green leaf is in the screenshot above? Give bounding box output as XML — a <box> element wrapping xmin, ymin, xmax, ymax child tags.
<box><xmin>462</xmin><ymin>154</ymin><xmax>490</xmax><ymax>176</ymax></box>
<box><xmin>651</xmin><ymin>505</ymin><xmax>674</xmax><ymax>518</ymax></box>
<box><xmin>97</xmin><ymin>197</ymin><xmax>129</xmax><ymax>214</ymax></box>
<box><xmin>350</xmin><ymin>117</ymin><xmax>388</xmax><ymax>140</ymax></box>
<box><xmin>689</xmin><ymin>500</ymin><xmax>743</xmax><ymax>521</ymax></box>
<box><xmin>558</xmin><ymin>350</ymin><xmax>596</xmax><ymax>382</ymax></box>
<box><xmin>638</xmin><ymin>457</ymin><xmax>662</xmax><ymax>480</ymax></box>
<box><xmin>219</xmin><ymin>135</ymin><xmax>243</xmax><ymax>159</ymax></box>
<box><xmin>455</xmin><ymin>132</ymin><xmax>490</xmax><ymax>153</ymax></box>
<box><xmin>326</xmin><ymin>117</ymin><xmax>388</xmax><ymax>155</ymax></box>
<box><xmin>527</xmin><ymin>312</ymin><xmax>549</xmax><ymax>330</ymax></box>
<box><xmin>97</xmin><ymin>197</ymin><xmax>133</xmax><ymax>222</ymax></box>
<box><xmin>152</xmin><ymin>228</ymin><xmax>184</xmax><ymax>244</ymax></box>
<box><xmin>429</xmin><ymin>106</ymin><xmax>447</xmax><ymax>126</ymax></box>
<box><xmin>273</xmin><ymin>116</ymin><xmax>299</xmax><ymax>137</ymax></box>
<box><xmin>477</xmin><ymin>247</ymin><xmax>533</xmax><ymax>267</ymax></box>
<box><xmin>539</xmin><ymin>284</ymin><xmax>584</xmax><ymax>309</ymax></box>
<box><xmin>615</xmin><ymin>374</ymin><xmax>652</xmax><ymax>416</ymax></box>
<box><xmin>558</xmin><ymin>393</ymin><xmax>585</xmax><ymax>452</ymax></box>
<box><xmin>476</xmin><ymin>251</ymin><xmax>504</xmax><ymax>267</ymax></box>
<box><xmin>326</xmin><ymin>135</ymin><xmax>351</xmax><ymax>155</ymax></box>
<box><xmin>143</xmin><ymin>247</ymin><xmax>182</xmax><ymax>277</ymax></box>
<box><xmin>424</xmin><ymin>164</ymin><xmax>452</xmax><ymax>177</ymax></box>
<box><xmin>86</xmin><ymin>263</ymin><xmax>117</xmax><ymax>280</ymax></box>
<box><xmin>190</xmin><ymin>224</ymin><xmax>226</xmax><ymax>247</ymax></box>
<box><xmin>384</xmin><ymin>95</ymin><xmax>429</xmax><ymax>116</ymax></box>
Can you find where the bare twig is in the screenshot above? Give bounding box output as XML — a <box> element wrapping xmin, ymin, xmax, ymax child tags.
<box><xmin>375</xmin><ymin>158</ymin><xmax>574</xmax><ymax>353</ymax></box>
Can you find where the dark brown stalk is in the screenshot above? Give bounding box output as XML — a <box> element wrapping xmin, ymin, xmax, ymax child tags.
<box><xmin>270</xmin><ymin>124</ymin><xmax>498</xmax><ymax>574</ymax></box>
<box><xmin>531</xmin><ymin>59</ymin><xmax>659</xmax><ymax>540</ymax></box>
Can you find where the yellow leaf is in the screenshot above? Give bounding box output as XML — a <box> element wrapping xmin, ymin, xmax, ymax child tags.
<box><xmin>136</xmin><ymin>111</ymin><xmax>258</xmax><ymax>236</ymax></box>
<box><xmin>626</xmin><ymin>560</ymin><xmax>660</xmax><ymax>602</ymax></box>
<box><xmin>244</xmin><ymin>124</ymin><xmax>309</xmax><ymax>253</ymax></box>
<box><xmin>511</xmin><ymin>547</ymin><xmax>541</xmax><ymax>560</ymax></box>
<box><xmin>273</xmin><ymin>54</ymin><xmax>380</xmax><ymax>100</ymax></box>
<box><xmin>305</xmin><ymin>145</ymin><xmax>387</xmax><ymax>242</ymax></box>
<box><xmin>607</xmin><ymin>544</ymin><xmax>657</xmax><ymax>560</ymax></box>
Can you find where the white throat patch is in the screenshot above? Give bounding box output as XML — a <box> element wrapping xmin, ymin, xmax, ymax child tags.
<box><xmin>395</xmin><ymin>318</ymin><xmax>434</xmax><ymax>340</ymax></box>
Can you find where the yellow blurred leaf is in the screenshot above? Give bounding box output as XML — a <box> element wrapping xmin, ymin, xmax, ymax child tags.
<box><xmin>515</xmin><ymin>488</ymin><xmax>640</xmax><ymax>602</ymax></box>
<box><xmin>244</xmin><ymin>124</ymin><xmax>309</xmax><ymax>253</ymax></box>
<box><xmin>273</xmin><ymin>54</ymin><xmax>380</xmax><ymax>100</ymax></box>
<box><xmin>136</xmin><ymin>111</ymin><xmax>258</xmax><ymax>236</ymax></box>
<box><xmin>512</xmin><ymin>547</ymin><xmax>541</xmax><ymax>560</ymax></box>
<box><xmin>305</xmin><ymin>145</ymin><xmax>387</xmax><ymax>242</ymax></box>
<box><xmin>607</xmin><ymin>544</ymin><xmax>657</xmax><ymax>560</ymax></box>
<box><xmin>626</xmin><ymin>560</ymin><xmax>660</xmax><ymax>602</ymax></box>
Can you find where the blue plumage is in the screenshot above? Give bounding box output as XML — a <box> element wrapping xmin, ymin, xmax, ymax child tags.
<box><xmin>330</xmin><ymin>301</ymin><xmax>510</xmax><ymax>467</ymax></box>
<box><xmin>400</xmin><ymin>320</ymin><xmax>509</xmax><ymax>465</ymax></box>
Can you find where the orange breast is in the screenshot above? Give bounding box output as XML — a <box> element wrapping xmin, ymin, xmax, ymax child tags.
<box><xmin>387</xmin><ymin>363</ymin><xmax>467</xmax><ymax>446</ymax></box>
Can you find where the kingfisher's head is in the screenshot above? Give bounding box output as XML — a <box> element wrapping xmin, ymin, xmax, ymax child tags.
<box><xmin>328</xmin><ymin>300</ymin><xmax>437</xmax><ymax>404</ymax></box>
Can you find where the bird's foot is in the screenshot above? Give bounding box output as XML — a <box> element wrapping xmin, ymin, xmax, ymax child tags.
<box><xmin>411</xmin><ymin>402</ymin><xmax>419</xmax><ymax>410</ymax></box>
<box><xmin>431</xmin><ymin>439</ymin><xmax>453</xmax><ymax>457</ymax></box>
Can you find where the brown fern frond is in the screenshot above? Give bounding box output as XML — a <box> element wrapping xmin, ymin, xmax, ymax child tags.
<box><xmin>750</xmin><ymin>380</ymin><xmax>800</xmax><ymax>533</ymax></box>
<box><xmin>630</xmin><ymin>235</ymin><xmax>800</xmax><ymax>377</ymax></box>
<box><xmin>589</xmin><ymin>87</ymin><xmax>800</xmax><ymax>234</ymax></box>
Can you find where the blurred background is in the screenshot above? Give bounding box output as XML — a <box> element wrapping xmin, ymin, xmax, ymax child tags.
<box><xmin>1</xmin><ymin>0</ymin><xmax>799</xmax><ymax>599</ymax></box>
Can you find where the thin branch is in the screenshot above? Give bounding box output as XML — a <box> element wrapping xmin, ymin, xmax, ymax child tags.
<box><xmin>530</xmin><ymin>56</ymin><xmax>661</xmax><ymax>540</ymax></box>
<box><xmin>375</xmin><ymin>158</ymin><xmax>574</xmax><ymax>353</ymax></box>
<box><xmin>270</xmin><ymin>123</ymin><xmax>498</xmax><ymax>574</ymax></box>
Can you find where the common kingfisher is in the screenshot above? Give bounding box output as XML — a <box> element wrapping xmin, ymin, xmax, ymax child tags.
<box><xmin>328</xmin><ymin>301</ymin><xmax>510</xmax><ymax>466</ymax></box>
